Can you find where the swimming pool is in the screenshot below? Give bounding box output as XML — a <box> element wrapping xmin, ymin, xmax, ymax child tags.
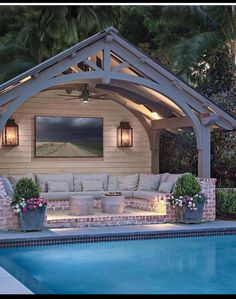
<box><xmin>0</xmin><ymin>235</ymin><xmax>236</xmax><ymax>294</ymax></box>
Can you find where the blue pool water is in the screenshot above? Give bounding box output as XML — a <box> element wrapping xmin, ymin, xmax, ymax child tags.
<box><xmin>0</xmin><ymin>235</ymin><xmax>236</xmax><ymax>294</ymax></box>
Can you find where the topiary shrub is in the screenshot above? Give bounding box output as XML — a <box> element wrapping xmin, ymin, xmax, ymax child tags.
<box><xmin>12</xmin><ymin>177</ymin><xmax>41</xmax><ymax>205</ymax></box>
<box><xmin>216</xmin><ymin>191</ymin><xmax>236</xmax><ymax>217</ymax></box>
<box><xmin>173</xmin><ymin>173</ymin><xmax>201</xmax><ymax>197</ymax></box>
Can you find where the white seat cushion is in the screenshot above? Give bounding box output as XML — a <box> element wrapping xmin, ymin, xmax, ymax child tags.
<box><xmin>73</xmin><ymin>173</ymin><xmax>108</xmax><ymax>191</ymax></box>
<box><xmin>159</xmin><ymin>173</ymin><xmax>170</xmax><ymax>184</ymax></box>
<box><xmin>138</xmin><ymin>173</ymin><xmax>161</xmax><ymax>191</ymax></box>
<box><xmin>40</xmin><ymin>192</ymin><xmax>71</xmax><ymax>200</ymax></box>
<box><xmin>116</xmin><ymin>174</ymin><xmax>139</xmax><ymax>191</ymax></box>
<box><xmin>0</xmin><ymin>178</ymin><xmax>7</xmax><ymax>198</ymax></box>
<box><xmin>108</xmin><ymin>190</ymin><xmax>133</xmax><ymax>198</ymax></box>
<box><xmin>132</xmin><ymin>191</ymin><xmax>158</xmax><ymax>201</ymax></box>
<box><xmin>165</xmin><ymin>173</ymin><xmax>186</xmax><ymax>184</ymax></box>
<box><xmin>36</xmin><ymin>173</ymin><xmax>73</xmax><ymax>192</ymax></box>
<box><xmin>81</xmin><ymin>179</ymin><xmax>104</xmax><ymax>191</ymax></box>
<box><xmin>158</xmin><ymin>182</ymin><xmax>174</xmax><ymax>193</ymax></box>
<box><xmin>47</xmin><ymin>181</ymin><xmax>69</xmax><ymax>192</ymax></box>
<box><xmin>8</xmin><ymin>173</ymin><xmax>35</xmax><ymax>189</ymax></box>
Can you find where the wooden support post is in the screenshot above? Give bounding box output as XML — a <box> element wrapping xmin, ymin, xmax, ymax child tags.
<box><xmin>198</xmin><ymin>125</ymin><xmax>211</xmax><ymax>178</ymax></box>
<box><xmin>151</xmin><ymin>129</ymin><xmax>160</xmax><ymax>174</ymax></box>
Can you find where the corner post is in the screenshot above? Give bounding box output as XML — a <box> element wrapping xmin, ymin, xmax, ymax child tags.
<box><xmin>151</xmin><ymin>129</ymin><xmax>161</xmax><ymax>174</ymax></box>
<box><xmin>198</xmin><ymin>125</ymin><xmax>211</xmax><ymax>178</ymax></box>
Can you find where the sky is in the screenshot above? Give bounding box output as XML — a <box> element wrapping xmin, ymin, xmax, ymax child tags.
<box><xmin>36</xmin><ymin>116</ymin><xmax>103</xmax><ymax>143</ymax></box>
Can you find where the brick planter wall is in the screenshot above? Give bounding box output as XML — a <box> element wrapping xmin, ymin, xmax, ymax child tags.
<box><xmin>0</xmin><ymin>178</ymin><xmax>216</xmax><ymax>231</ymax></box>
<box><xmin>0</xmin><ymin>196</ymin><xmax>18</xmax><ymax>231</ymax></box>
<box><xmin>197</xmin><ymin>178</ymin><xmax>216</xmax><ymax>221</ymax></box>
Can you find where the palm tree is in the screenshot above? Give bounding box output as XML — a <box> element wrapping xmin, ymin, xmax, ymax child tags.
<box><xmin>0</xmin><ymin>6</ymin><xmax>118</xmax><ymax>83</ymax></box>
<box><xmin>159</xmin><ymin>5</ymin><xmax>236</xmax><ymax>80</ymax></box>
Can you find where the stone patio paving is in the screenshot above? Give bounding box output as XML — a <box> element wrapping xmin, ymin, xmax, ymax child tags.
<box><xmin>1</xmin><ymin>220</ymin><xmax>236</xmax><ymax>241</ymax></box>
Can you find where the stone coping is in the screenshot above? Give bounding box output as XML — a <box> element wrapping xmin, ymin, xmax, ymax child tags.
<box><xmin>1</xmin><ymin>221</ymin><xmax>236</xmax><ymax>247</ymax></box>
<box><xmin>0</xmin><ymin>266</ymin><xmax>33</xmax><ymax>294</ymax></box>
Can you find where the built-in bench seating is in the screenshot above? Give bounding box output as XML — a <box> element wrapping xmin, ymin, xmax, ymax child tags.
<box><xmin>1</xmin><ymin>172</ymin><xmax>187</xmax><ymax>212</ymax></box>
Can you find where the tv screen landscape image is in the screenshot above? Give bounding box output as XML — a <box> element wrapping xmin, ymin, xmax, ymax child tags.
<box><xmin>35</xmin><ymin>116</ymin><xmax>103</xmax><ymax>157</ymax></box>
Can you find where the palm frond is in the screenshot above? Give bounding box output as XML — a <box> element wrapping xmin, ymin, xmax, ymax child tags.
<box><xmin>170</xmin><ymin>31</ymin><xmax>221</xmax><ymax>72</ymax></box>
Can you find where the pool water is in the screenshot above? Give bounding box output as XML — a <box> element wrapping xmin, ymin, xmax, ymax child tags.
<box><xmin>0</xmin><ymin>235</ymin><xmax>236</xmax><ymax>294</ymax></box>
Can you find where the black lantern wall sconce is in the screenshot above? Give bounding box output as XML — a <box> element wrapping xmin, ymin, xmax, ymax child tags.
<box><xmin>2</xmin><ymin>118</ymin><xmax>19</xmax><ymax>146</ymax></box>
<box><xmin>117</xmin><ymin>122</ymin><xmax>133</xmax><ymax>147</ymax></box>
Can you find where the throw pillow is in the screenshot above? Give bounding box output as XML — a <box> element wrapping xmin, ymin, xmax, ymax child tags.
<box><xmin>8</xmin><ymin>173</ymin><xmax>35</xmax><ymax>189</ymax></box>
<box><xmin>160</xmin><ymin>173</ymin><xmax>170</xmax><ymax>184</ymax></box>
<box><xmin>108</xmin><ymin>175</ymin><xmax>121</xmax><ymax>191</ymax></box>
<box><xmin>138</xmin><ymin>174</ymin><xmax>161</xmax><ymax>191</ymax></box>
<box><xmin>116</xmin><ymin>174</ymin><xmax>139</xmax><ymax>191</ymax></box>
<box><xmin>166</xmin><ymin>173</ymin><xmax>184</xmax><ymax>184</ymax></box>
<box><xmin>36</xmin><ymin>173</ymin><xmax>73</xmax><ymax>192</ymax></box>
<box><xmin>0</xmin><ymin>178</ymin><xmax>8</xmax><ymax>198</ymax></box>
<box><xmin>0</xmin><ymin>176</ymin><xmax>14</xmax><ymax>196</ymax></box>
<box><xmin>47</xmin><ymin>181</ymin><xmax>69</xmax><ymax>192</ymax></box>
<box><xmin>73</xmin><ymin>174</ymin><xmax>108</xmax><ymax>192</ymax></box>
<box><xmin>73</xmin><ymin>174</ymin><xmax>82</xmax><ymax>192</ymax></box>
<box><xmin>158</xmin><ymin>182</ymin><xmax>174</xmax><ymax>193</ymax></box>
<box><xmin>82</xmin><ymin>180</ymin><xmax>104</xmax><ymax>191</ymax></box>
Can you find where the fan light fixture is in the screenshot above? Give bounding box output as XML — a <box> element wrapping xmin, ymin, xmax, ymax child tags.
<box><xmin>81</xmin><ymin>84</ymin><xmax>91</xmax><ymax>103</ymax></box>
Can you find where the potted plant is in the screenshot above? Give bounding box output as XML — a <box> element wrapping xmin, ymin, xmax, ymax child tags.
<box><xmin>11</xmin><ymin>177</ymin><xmax>47</xmax><ymax>231</ymax></box>
<box><xmin>167</xmin><ymin>173</ymin><xmax>207</xmax><ymax>224</ymax></box>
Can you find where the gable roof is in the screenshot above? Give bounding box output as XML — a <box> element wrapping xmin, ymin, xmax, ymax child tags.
<box><xmin>0</xmin><ymin>26</ymin><xmax>235</xmax><ymax>130</ymax></box>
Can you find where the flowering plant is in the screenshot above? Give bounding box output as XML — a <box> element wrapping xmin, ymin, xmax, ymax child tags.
<box><xmin>167</xmin><ymin>192</ymin><xmax>207</xmax><ymax>211</ymax></box>
<box><xmin>167</xmin><ymin>173</ymin><xmax>207</xmax><ymax>211</ymax></box>
<box><xmin>11</xmin><ymin>197</ymin><xmax>47</xmax><ymax>214</ymax></box>
<box><xmin>10</xmin><ymin>177</ymin><xmax>47</xmax><ymax>214</ymax></box>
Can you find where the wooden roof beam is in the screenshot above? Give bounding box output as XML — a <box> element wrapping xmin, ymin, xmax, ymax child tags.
<box><xmin>152</xmin><ymin>116</ymin><xmax>192</xmax><ymax>129</ymax></box>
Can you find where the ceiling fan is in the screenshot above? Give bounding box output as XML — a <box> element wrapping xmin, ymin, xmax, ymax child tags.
<box><xmin>57</xmin><ymin>84</ymin><xmax>108</xmax><ymax>103</ymax></box>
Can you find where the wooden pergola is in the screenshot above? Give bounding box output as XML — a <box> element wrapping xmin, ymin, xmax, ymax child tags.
<box><xmin>0</xmin><ymin>27</ymin><xmax>235</xmax><ymax>177</ymax></box>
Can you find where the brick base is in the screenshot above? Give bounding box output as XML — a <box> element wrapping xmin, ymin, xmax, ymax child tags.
<box><xmin>0</xmin><ymin>178</ymin><xmax>216</xmax><ymax>231</ymax></box>
<box><xmin>197</xmin><ymin>178</ymin><xmax>216</xmax><ymax>221</ymax></box>
<box><xmin>0</xmin><ymin>196</ymin><xmax>18</xmax><ymax>231</ymax></box>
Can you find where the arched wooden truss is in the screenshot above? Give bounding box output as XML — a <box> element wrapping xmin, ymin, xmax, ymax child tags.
<box><xmin>0</xmin><ymin>27</ymin><xmax>235</xmax><ymax>177</ymax></box>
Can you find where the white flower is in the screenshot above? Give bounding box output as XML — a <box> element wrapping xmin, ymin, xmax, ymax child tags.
<box><xmin>39</xmin><ymin>203</ymin><xmax>42</xmax><ymax>207</ymax></box>
<box><xmin>16</xmin><ymin>208</ymin><xmax>21</xmax><ymax>213</ymax></box>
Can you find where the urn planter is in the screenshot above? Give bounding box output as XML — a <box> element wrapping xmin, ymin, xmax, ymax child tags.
<box><xmin>175</xmin><ymin>202</ymin><xmax>204</xmax><ymax>224</ymax></box>
<box><xmin>18</xmin><ymin>206</ymin><xmax>46</xmax><ymax>231</ymax></box>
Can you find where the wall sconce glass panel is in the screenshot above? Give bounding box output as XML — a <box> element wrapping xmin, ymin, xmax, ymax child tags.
<box><xmin>117</xmin><ymin>122</ymin><xmax>133</xmax><ymax>147</ymax></box>
<box><xmin>2</xmin><ymin>119</ymin><xmax>19</xmax><ymax>146</ymax></box>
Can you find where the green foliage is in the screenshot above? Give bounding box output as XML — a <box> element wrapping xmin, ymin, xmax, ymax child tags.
<box><xmin>12</xmin><ymin>178</ymin><xmax>41</xmax><ymax>204</ymax></box>
<box><xmin>160</xmin><ymin>131</ymin><xmax>198</xmax><ymax>175</ymax></box>
<box><xmin>193</xmin><ymin>46</ymin><xmax>234</xmax><ymax>98</ymax></box>
<box><xmin>0</xmin><ymin>6</ymin><xmax>117</xmax><ymax>83</ymax></box>
<box><xmin>216</xmin><ymin>191</ymin><xmax>236</xmax><ymax>215</ymax></box>
<box><xmin>173</xmin><ymin>174</ymin><xmax>201</xmax><ymax>197</ymax></box>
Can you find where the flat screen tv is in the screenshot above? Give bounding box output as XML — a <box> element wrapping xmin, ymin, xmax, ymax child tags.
<box><xmin>35</xmin><ymin>116</ymin><xmax>103</xmax><ymax>157</ymax></box>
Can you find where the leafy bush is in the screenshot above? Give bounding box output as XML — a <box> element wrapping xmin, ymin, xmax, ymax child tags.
<box><xmin>216</xmin><ymin>191</ymin><xmax>236</xmax><ymax>215</ymax></box>
<box><xmin>173</xmin><ymin>173</ymin><xmax>201</xmax><ymax>197</ymax></box>
<box><xmin>11</xmin><ymin>178</ymin><xmax>46</xmax><ymax>214</ymax></box>
<box><xmin>12</xmin><ymin>177</ymin><xmax>41</xmax><ymax>203</ymax></box>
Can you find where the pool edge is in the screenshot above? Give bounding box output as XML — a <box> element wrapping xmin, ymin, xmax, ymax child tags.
<box><xmin>1</xmin><ymin>226</ymin><xmax>236</xmax><ymax>248</ymax></box>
